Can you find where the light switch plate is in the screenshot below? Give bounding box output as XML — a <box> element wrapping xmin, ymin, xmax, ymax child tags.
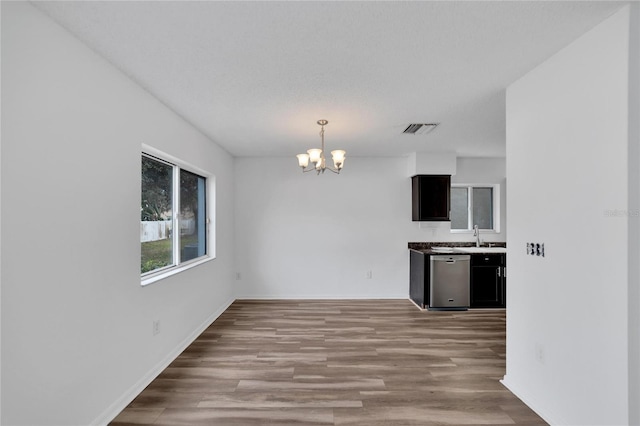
<box><xmin>526</xmin><ymin>242</ymin><xmax>545</xmax><ymax>257</ymax></box>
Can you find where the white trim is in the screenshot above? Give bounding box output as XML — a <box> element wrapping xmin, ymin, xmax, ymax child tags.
<box><xmin>142</xmin><ymin>144</ymin><xmax>213</xmax><ymax>178</ymax></box>
<box><xmin>501</xmin><ymin>375</ymin><xmax>561</xmax><ymax>426</ymax></box>
<box><xmin>141</xmin><ymin>255</ymin><xmax>215</xmax><ymax>286</ymax></box>
<box><xmin>408</xmin><ymin>298</ymin><xmax>426</xmax><ymax>311</ymax></box>
<box><xmin>172</xmin><ymin>164</ymin><xmax>180</xmax><ymax>264</ymax></box>
<box><xmin>235</xmin><ymin>295</ymin><xmax>408</xmax><ymax>300</ymax></box>
<box><xmin>91</xmin><ymin>297</ymin><xmax>235</xmax><ymax>426</ymax></box>
<box><xmin>450</xmin><ymin>229</ymin><xmax>499</xmax><ymax>234</ymax></box>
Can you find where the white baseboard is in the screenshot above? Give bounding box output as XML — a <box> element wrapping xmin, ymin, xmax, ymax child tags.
<box><xmin>408</xmin><ymin>298</ymin><xmax>425</xmax><ymax>310</ymax></box>
<box><xmin>92</xmin><ymin>297</ymin><xmax>235</xmax><ymax>426</ymax></box>
<box><xmin>235</xmin><ymin>295</ymin><xmax>408</xmax><ymax>300</ymax></box>
<box><xmin>501</xmin><ymin>375</ymin><xmax>563</xmax><ymax>425</ymax></box>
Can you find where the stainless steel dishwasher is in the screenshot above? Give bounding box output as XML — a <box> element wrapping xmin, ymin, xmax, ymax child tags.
<box><xmin>429</xmin><ymin>255</ymin><xmax>471</xmax><ymax>310</ymax></box>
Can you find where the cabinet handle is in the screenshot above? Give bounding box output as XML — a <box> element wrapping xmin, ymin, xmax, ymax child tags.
<box><xmin>497</xmin><ymin>267</ymin><xmax>501</xmax><ymax>278</ymax></box>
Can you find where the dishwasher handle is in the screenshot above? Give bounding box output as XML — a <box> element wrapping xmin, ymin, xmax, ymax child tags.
<box><xmin>431</xmin><ymin>255</ymin><xmax>471</xmax><ymax>264</ymax></box>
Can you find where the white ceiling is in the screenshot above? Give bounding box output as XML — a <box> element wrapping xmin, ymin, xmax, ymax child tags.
<box><xmin>34</xmin><ymin>1</ymin><xmax>626</xmax><ymax>158</ymax></box>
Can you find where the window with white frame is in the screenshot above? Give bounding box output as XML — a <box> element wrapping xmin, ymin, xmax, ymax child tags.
<box><xmin>141</xmin><ymin>152</ymin><xmax>210</xmax><ymax>280</ymax></box>
<box><xmin>450</xmin><ymin>185</ymin><xmax>499</xmax><ymax>232</ymax></box>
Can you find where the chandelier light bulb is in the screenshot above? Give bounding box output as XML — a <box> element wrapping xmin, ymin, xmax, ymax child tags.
<box><xmin>307</xmin><ymin>148</ymin><xmax>322</xmax><ymax>164</ymax></box>
<box><xmin>331</xmin><ymin>150</ymin><xmax>346</xmax><ymax>169</ymax></box>
<box><xmin>296</xmin><ymin>153</ymin><xmax>310</xmax><ymax>168</ymax></box>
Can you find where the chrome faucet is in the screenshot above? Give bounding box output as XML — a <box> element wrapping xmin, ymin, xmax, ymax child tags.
<box><xmin>473</xmin><ymin>225</ymin><xmax>480</xmax><ymax>247</ymax></box>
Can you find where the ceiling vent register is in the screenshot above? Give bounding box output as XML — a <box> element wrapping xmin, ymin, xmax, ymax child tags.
<box><xmin>403</xmin><ymin>123</ymin><xmax>439</xmax><ymax>135</ymax></box>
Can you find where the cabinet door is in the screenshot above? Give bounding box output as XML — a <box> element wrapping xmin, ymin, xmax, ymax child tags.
<box><xmin>411</xmin><ymin>175</ymin><xmax>451</xmax><ymax>221</ymax></box>
<box><xmin>471</xmin><ymin>266</ymin><xmax>504</xmax><ymax>308</ymax></box>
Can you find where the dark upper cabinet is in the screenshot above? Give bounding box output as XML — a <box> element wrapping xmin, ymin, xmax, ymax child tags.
<box><xmin>411</xmin><ymin>175</ymin><xmax>451</xmax><ymax>221</ymax></box>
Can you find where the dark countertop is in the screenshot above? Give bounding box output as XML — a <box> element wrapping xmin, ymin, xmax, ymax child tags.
<box><xmin>409</xmin><ymin>242</ymin><xmax>506</xmax><ymax>255</ymax></box>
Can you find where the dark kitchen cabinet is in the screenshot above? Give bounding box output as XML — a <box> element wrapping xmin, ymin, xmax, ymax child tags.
<box><xmin>409</xmin><ymin>250</ymin><xmax>428</xmax><ymax>308</ymax></box>
<box><xmin>411</xmin><ymin>175</ymin><xmax>451</xmax><ymax>221</ymax></box>
<box><xmin>470</xmin><ymin>254</ymin><xmax>505</xmax><ymax>308</ymax></box>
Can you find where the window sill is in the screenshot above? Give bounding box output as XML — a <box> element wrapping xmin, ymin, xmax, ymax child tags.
<box><xmin>450</xmin><ymin>229</ymin><xmax>499</xmax><ymax>234</ymax></box>
<box><xmin>141</xmin><ymin>256</ymin><xmax>215</xmax><ymax>286</ymax></box>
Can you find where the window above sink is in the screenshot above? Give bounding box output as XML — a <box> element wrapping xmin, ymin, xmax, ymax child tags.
<box><xmin>450</xmin><ymin>184</ymin><xmax>501</xmax><ymax>234</ymax></box>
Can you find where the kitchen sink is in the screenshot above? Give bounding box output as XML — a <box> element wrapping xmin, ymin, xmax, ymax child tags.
<box><xmin>454</xmin><ymin>247</ymin><xmax>506</xmax><ymax>253</ymax></box>
<box><xmin>431</xmin><ymin>246</ymin><xmax>454</xmax><ymax>252</ymax></box>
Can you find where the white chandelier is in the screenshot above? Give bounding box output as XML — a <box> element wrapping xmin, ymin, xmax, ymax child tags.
<box><xmin>296</xmin><ymin>119</ymin><xmax>346</xmax><ymax>174</ymax></box>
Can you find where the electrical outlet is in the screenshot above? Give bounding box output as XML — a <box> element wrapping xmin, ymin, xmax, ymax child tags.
<box><xmin>366</xmin><ymin>270</ymin><xmax>373</xmax><ymax>279</ymax></box>
<box><xmin>153</xmin><ymin>320</ymin><xmax>160</xmax><ymax>336</ymax></box>
<box><xmin>535</xmin><ymin>343</ymin><xmax>545</xmax><ymax>364</ymax></box>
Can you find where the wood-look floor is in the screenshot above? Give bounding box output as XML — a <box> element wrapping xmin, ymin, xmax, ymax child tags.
<box><xmin>111</xmin><ymin>300</ymin><xmax>547</xmax><ymax>425</ymax></box>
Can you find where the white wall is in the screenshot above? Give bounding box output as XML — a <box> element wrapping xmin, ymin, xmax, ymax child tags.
<box><xmin>1</xmin><ymin>3</ymin><xmax>235</xmax><ymax>425</ymax></box>
<box><xmin>234</xmin><ymin>156</ymin><xmax>505</xmax><ymax>299</ymax></box>
<box><xmin>0</xmin><ymin>2</ymin><xmax>3</xmax><ymax>421</ymax></box>
<box><xmin>504</xmin><ymin>6</ymin><xmax>633</xmax><ymax>425</ymax></box>
<box><xmin>627</xmin><ymin>5</ymin><xmax>640</xmax><ymax>425</ymax></box>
